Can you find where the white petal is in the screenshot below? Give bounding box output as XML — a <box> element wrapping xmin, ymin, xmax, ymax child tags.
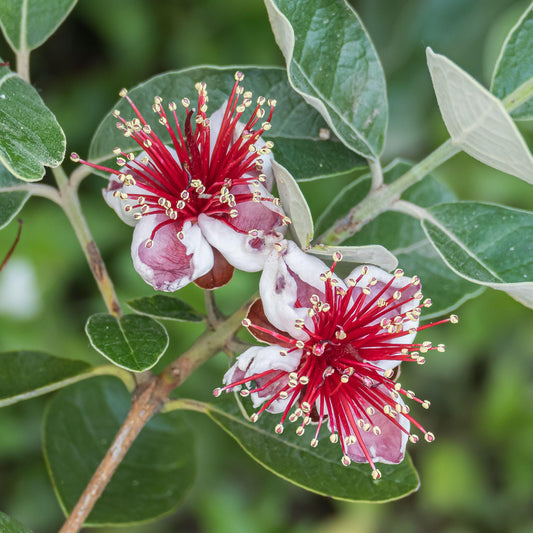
<box><xmin>224</xmin><ymin>345</ymin><xmax>302</xmax><ymax>413</ymax></box>
<box><xmin>259</xmin><ymin>245</ymin><xmax>310</xmax><ymax>340</ymax></box>
<box><xmin>198</xmin><ymin>214</ymin><xmax>283</xmax><ymax>272</ymax></box>
<box><xmin>131</xmin><ymin>216</ymin><xmax>213</xmax><ymax>292</ymax></box>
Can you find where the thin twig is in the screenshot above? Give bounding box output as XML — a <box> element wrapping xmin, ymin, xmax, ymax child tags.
<box><xmin>0</xmin><ymin>219</ymin><xmax>23</xmax><ymax>272</ymax></box>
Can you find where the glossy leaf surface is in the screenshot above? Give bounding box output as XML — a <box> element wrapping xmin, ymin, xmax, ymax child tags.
<box><xmin>491</xmin><ymin>2</ymin><xmax>533</xmax><ymax>120</ymax></box>
<box><xmin>0</xmin><ymin>0</ymin><xmax>77</xmax><ymax>53</ymax></box>
<box><xmin>422</xmin><ymin>202</ymin><xmax>533</xmax><ymax>308</ymax></box>
<box><xmin>265</xmin><ymin>0</ymin><xmax>387</xmax><ymax>159</ymax></box>
<box><xmin>89</xmin><ymin>66</ymin><xmax>366</xmax><ymax>183</ymax></box>
<box><xmin>127</xmin><ymin>294</ymin><xmax>204</xmax><ymax>322</ymax></box>
<box><xmin>0</xmin><ymin>64</ymin><xmax>66</xmax><ymax>181</ymax></box>
<box><xmin>86</xmin><ymin>313</ymin><xmax>169</xmax><ymax>372</ymax></box>
<box><xmin>0</xmin><ymin>351</ymin><xmax>91</xmax><ymax>407</ymax></box>
<box><xmin>44</xmin><ymin>376</ymin><xmax>196</xmax><ymax>525</ymax></box>
<box><xmin>207</xmin><ymin>394</ymin><xmax>419</xmax><ymax>502</ymax></box>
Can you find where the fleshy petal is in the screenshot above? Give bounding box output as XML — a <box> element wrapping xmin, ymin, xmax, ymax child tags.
<box><xmin>198</xmin><ymin>213</ymin><xmax>283</xmax><ymax>272</ymax></box>
<box><xmin>224</xmin><ymin>345</ymin><xmax>302</xmax><ymax>413</ymax></box>
<box><xmin>131</xmin><ymin>216</ymin><xmax>213</xmax><ymax>292</ymax></box>
<box><xmin>258</xmin><ymin>244</ymin><xmax>311</xmax><ymax>341</ymax></box>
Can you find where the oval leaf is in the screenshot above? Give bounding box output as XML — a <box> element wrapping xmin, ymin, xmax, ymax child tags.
<box><xmin>86</xmin><ymin>313</ymin><xmax>169</xmax><ymax>372</ymax></box>
<box><xmin>0</xmin><ymin>64</ymin><xmax>66</xmax><ymax>181</ymax></box>
<box><xmin>43</xmin><ymin>376</ymin><xmax>196</xmax><ymax>526</ymax></box>
<box><xmin>318</xmin><ymin>160</ymin><xmax>483</xmax><ymax>318</ymax></box>
<box><xmin>426</xmin><ymin>48</ymin><xmax>533</xmax><ymax>184</ymax></box>
<box><xmin>0</xmin><ymin>161</ymin><xmax>29</xmax><ymax>229</ymax></box>
<box><xmin>207</xmin><ymin>394</ymin><xmax>419</xmax><ymax>502</ymax></box>
<box><xmin>0</xmin><ymin>0</ymin><xmax>77</xmax><ymax>53</ymax></box>
<box><xmin>127</xmin><ymin>294</ymin><xmax>205</xmax><ymax>322</ymax></box>
<box><xmin>421</xmin><ymin>202</ymin><xmax>533</xmax><ymax>309</ymax></box>
<box><xmin>272</xmin><ymin>161</ymin><xmax>313</xmax><ymax>248</ymax></box>
<box><xmin>308</xmin><ymin>244</ymin><xmax>398</xmax><ymax>273</ymax></box>
<box><xmin>88</xmin><ymin>66</ymin><xmax>366</xmax><ymax>183</ymax></box>
<box><xmin>0</xmin><ymin>512</ymin><xmax>33</xmax><ymax>533</ymax></box>
<box><xmin>0</xmin><ymin>351</ymin><xmax>92</xmax><ymax>407</ymax></box>
<box><xmin>491</xmin><ymin>2</ymin><xmax>533</xmax><ymax>120</ymax></box>
<box><xmin>265</xmin><ymin>0</ymin><xmax>387</xmax><ymax>159</ymax></box>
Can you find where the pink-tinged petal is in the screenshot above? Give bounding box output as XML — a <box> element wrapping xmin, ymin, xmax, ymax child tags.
<box><xmin>259</xmin><ymin>244</ymin><xmax>311</xmax><ymax>341</ymax></box>
<box><xmin>223</xmin><ymin>345</ymin><xmax>302</xmax><ymax>413</ymax></box>
<box><xmin>197</xmin><ymin>213</ymin><xmax>283</xmax><ymax>272</ymax></box>
<box><xmin>131</xmin><ymin>216</ymin><xmax>213</xmax><ymax>292</ymax></box>
<box><xmin>344</xmin><ymin>390</ymin><xmax>410</xmax><ymax>464</ymax></box>
<box><xmin>230</xmin><ymin>182</ymin><xmax>285</xmax><ymax>233</ymax></box>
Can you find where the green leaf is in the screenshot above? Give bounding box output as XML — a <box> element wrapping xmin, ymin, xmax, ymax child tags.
<box><xmin>0</xmin><ymin>64</ymin><xmax>66</xmax><ymax>181</ymax></box>
<box><xmin>0</xmin><ymin>161</ymin><xmax>29</xmax><ymax>229</ymax></box>
<box><xmin>0</xmin><ymin>0</ymin><xmax>77</xmax><ymax>53</ymax></box>
<box><xmin>491</xmin><ymin>2</ymin><xmax>533</xmax><ymax>120</ymax></box>
<box><xmin>272</xmin><ymin>137</ymin><xmax>365</xmax><ymax>182</ymax></box>
<box><xmin>88</xmin><ymin>66</ymin><xmax>366</xmax><ymax>183</ymax></box>
<box><xmin>422</xmin><ymin>202</ymin><xmax>533</xmax><ymax>309</ymax></box>
<box><xmin>272</xmin><ymin>161</ymin><xmax>313</xmax><ymax>248</ymax></box>
<box><xmin>0</xmin><ymin>512</ymin><xmax>33</xmax><ymax>533</ymax></box>
<box><xmin>308</xmin><ymin>244</ymin><xmax>398</xmax><ymax>273</ymax></box>
<box><xmin>207</xmin><ymin>394</ymin><xmax>419</xmax><ymax>502</ymax></box>
<box><xmin>85</xmin><ymin>313</ymin><xmax>169</xmax><ymax>372</ymax></box>
<box><xmin>43</xmin><ymin>376</ymin><xmax>195</xmax><ymax>526</ymax></box>
<box><xmin>317</xmin><ymin>160</ymin><xmax>483</xmax><ymax>318</ymax></box>
<box><xmin>426</xmin><ymin>48</ymin><xmax>533</xmax><ymax>184</ymax></box>
<box><xmin>265</xmin><ymin>0</ymin><xmax>387</xmax><ymax>159</ymax></box>
<box><xmin>0</xmin><ymin>351</ymin><xmax>92</xmax><ymax>407</ymax></box>
<box><xmin>127</xmin><ymin>294</ymin><xmax>205</xmax><ymax>322</ymax></box>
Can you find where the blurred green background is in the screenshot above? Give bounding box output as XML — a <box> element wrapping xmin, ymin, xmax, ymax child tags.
<box><xmin>1</xmin><ymin>0</ymin><xmax>533</xmax><ymax>532</ymax></box>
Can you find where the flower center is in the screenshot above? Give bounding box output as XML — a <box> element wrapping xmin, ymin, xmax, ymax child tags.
<box><xmin>72</xmin><ymin>72</ymin><xmax>283</xmax><ymax>247</ymax></box>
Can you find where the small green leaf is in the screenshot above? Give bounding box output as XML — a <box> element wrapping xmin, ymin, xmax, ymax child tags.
<box><xmin>86</xmin><ymin>313</ymin><xmax>169</xmax><ymax>372</ymax></box>
<box><xmin>265</xmin><ymin>0</ymin><xmax>387</xmax><ymax>159</ymax></box>
<box><xmin>127</xmin><ymin>294</ymin><xmax>205</xmax><ymax>322</ymax></box>
<box><xmin>491</xmin><ymin>2</ymin><xmax>533</xmax><ymax>120</ymax></box>
<box><xmin>0</xmin><ymin>0</ymin><xmax>77</xmax><ymax>53</ymax></box>
<box><xmin>272</xmin><ymin>161</ymin><xmax>313</xmax><ymax>248</ymax></box>
<box><xmin>317</xmin><ymin>160</ymin><xmax>483</xmax><ymax>317</ymax></box>
<box><xmin>0</xmin><ymin>351</ymin><xmax>92</xmax><ymax>407</ymax></box>
<box><xmin>43</xmin><ymin>376</ymin><xmax>196</xmax><ymax>526</ymax></box>
<box><xmin>422</xmin><ymin>202</ymin><xmax>533</xmax><ymax>308</ymax></box>
<box><xmin>207</xmin><ymin>394</ymin><xmax>419</xmax><ymax>502</ymax></box>
<box><xmin>0</xmin><ymin>512</ymin><xmax>33</xmax><ymax>533</ymax></box>
<box><xmin>0</xmin><ymin>64</ymin><xmax>66</xmax><ymax>181</ymax></box>
<box><xmin>88</xmin><ymin>66</ymin><xmax>366</xmax><ymax>183</ymax></box>
<box><xmin>272</xmin><ymin>137</ymin><xmax>365</xmax><ymax>182</ymax></box>
<box><xmin>0</xmin><ymin>161</ymin><xmax>29</xmax><ymax>229</ymax></box>
<box><xmin>426</xmin><ymin>48</ymin><xmax>533</xmax><ymax>184</ymax></box>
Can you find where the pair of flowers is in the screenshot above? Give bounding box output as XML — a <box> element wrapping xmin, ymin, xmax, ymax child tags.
<box><xmin>74</xmin><ymin>73</ymin><xmax>454</xmax><ymax>478</ymax></box>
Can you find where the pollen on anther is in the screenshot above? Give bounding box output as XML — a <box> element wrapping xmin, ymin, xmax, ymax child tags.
<box><xmin>70</xmin><ymin>152</ymin><xmax>80</xmax><ymax>162</ymax></box>
<box><xmin>409</xmin><ymin>434</ymin><xmax>419</xmax><ymax>443</ymax></box>
<box><xmin>371</xmin><ymin>469</ymin><xmax>382</xmax><ymax>480</ymax></box>
<box><xmin>425</xmin><ymin>432</ymin><xmax>435</xmax><ymax>442</ymax></box>
<box><xmin>341</xmin><ymin>455</ymin><xmax>351</xmax><ymax>466</ymax></box>
<box><xmin>242</xmin><ymin>318</ymin><xmax>251</xmax><ymax>327</ymax></box>
<box><xmin>275</xmin><ymin>423</ymin><xmax>284</xmax><ymax>434</ymax></box>
<box><xmin>310</xmin><ymin>438</ymin><xmax>319</xmax><ymax>448</ymax></box>
<box><xmin>145</xmin><ymin>239</ymin><xmax>153</xmax><ymax>248</ymax></box>
<box><xmin>213</xmin><ymin>388</ymin><xmax>222</xmax><ymax>397</ymax></box>
<box><xmin>450</xmin><ymin>314</ymin><xmax>459</xmax><ymax>324</ymax></box>
<box><xmin>250</xmin><ymin>413</ymin><xmax>259</xmax><ymax>423</ymax></box>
